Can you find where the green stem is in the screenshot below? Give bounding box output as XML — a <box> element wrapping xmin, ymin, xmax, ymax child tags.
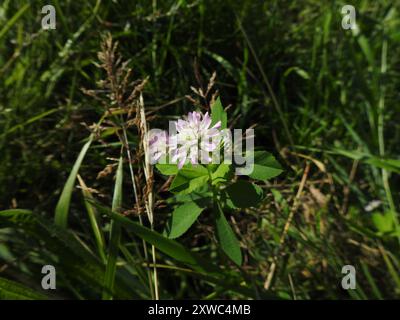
<box><xmin>377</xmin><ymin>39</ymin><xmax>400</xmax><ymax>245</ymax></box>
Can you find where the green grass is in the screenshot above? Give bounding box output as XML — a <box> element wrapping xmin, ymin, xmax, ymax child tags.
<box><xmin>0</xmin><ymin>0</ymin><xmax>400</xmax><ymax>299</ymax></box>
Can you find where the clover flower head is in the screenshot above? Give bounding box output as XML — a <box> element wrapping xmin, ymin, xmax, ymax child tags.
<box><xmin>148</xmin><ymin>111</ymin><xmax>226</xmax><ymax>168</ymax></box>
<box><xmin>170</xmin><ymin>111</ymin><xmax>222</xmax><ymax>168</ymax></box>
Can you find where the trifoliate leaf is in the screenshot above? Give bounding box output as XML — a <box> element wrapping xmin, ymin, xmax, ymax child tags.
<box><xmin>168</xmin><ymin>202</ymin><xmax>205</xmax><ymax>239</ymax></box>
<box><xmin>211</xmin><ymin>97</ymin><xmax>227</xmax><ymax>129</ymax></box>
<box><xmin>225</xmin><ymin>180</ymin><xmax>263</xmax><ymax>208</ymax></box>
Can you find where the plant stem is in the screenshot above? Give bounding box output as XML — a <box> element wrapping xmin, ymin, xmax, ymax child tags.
<box><xmin>121</xmin><ymin>124</ymin><xmax>155</xmax><ymax>299</ymax></box>
<box><xmin>139</xmin><ymin>94</ymin><xmax>159</xmax><ymax>300</ymax></box>
<box><xmin>377</xmin><ymin>39</ymin><xmax>400</xmax><ymax>245</ymax></box>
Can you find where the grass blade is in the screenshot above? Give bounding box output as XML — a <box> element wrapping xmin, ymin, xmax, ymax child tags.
<box><xmin>55</xmin><ymin>134</ymin><xmax>93</xmax><ymax>228</ymax></box>
<box><xmin>0</xmin><ymin>277</ymin><xmax>48</xmax><ymax>300</ymax></box>
<box><xmin>0</xmin><ymin>3</ymin><xmax>30</xmax><ymax>41</ymax></box>
<box><xmin>102</xmin><ymin>156</ymin><xmax>124</xmax><ymax>300</ymax></box>
<box><xmin>77</xmin><ymin>174</ymin><xmax>106</xmax><ymax>263</ymax></box>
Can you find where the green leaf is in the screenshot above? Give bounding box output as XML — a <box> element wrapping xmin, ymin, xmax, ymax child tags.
<box><xmin>162</xmin><ymin>164</ymin><xmax>209</xmax><ymax>194</ymax></box>
<box><xmin>168</xmin><ymin>164</ymin><xmax>209</xmax><ymax>194</ymax></box>
<box><xmin>215</xmin><ymin>202</ymin><xmax>242</xmax><ymax>265</ymax></box>
<box><xmin>332</xmin><ymin>149</ymin><xmax>400</xmax><ymax>174</ymax></box>
<box><xmin>168</xmin><ymin>191</ymin><xmax>213</xmax><ymax>205</ymax></box>
<box><xmin>211</xmin><ymin>97</ymin><xmax>227</xmax><ymax>129</ymax></box>
<box><xmin>55</xmin><ymin>134</ymin><xmax>94</xmax><ymax>228</ymax></box>
<box><xmin>211</xmin><ymin>163</ymin><xmax>232</xmax><ymax>185</ymax></box>
<box><xmin>157</xmin><ymin>163</ymin><xmax>209</xmax><ymax>177</ymax></box>
<box><xmin>103</xmin><ymin>156</ymin><xmax>124</xmax><ymax>300</ymax></box>
<box><xmin>0</xmin><ymin>277</ymin><xmax>48</xmax><ymax>300</ymax></box>
<box><xmin>372</xmin><ymin>211</ymin><xmax>394</xmax><ymax>234</ymax></box>
<box><xmin>168</xmin><ymin>202</ymin><xmax>205</xmax><ymax>239</ymax></box>
<box><xmin>0</xmin><ymin>209</ymin><xmax>33</xmax><ymax>225</ymax></box>
<box><xmin>247</xmin><ymin>151</ymin><xmax>283</xmax><ymax>181</ymax></box>
<box><xmin>365</xmin><ymin>157</ymin><xmax>400</xmax><ymax>174</ymax></box>
<box><xmin>169</xmin><ymin>173</ymin><xmax>209</xmax><ymax>194</ymax></box>
<box><xmin>156</xmin><ymin>163</ymin><xmax>179</xmax><ymax>175</ymax></box>
<box><xmin>225</xmin><ymin>181</ymin><xmax>263</xmax><ymax>208</ymax></box>
<box><xmin>179</xmin><ymin>164</ymin><xmax>209</xmax><ymax>178</ymax></box>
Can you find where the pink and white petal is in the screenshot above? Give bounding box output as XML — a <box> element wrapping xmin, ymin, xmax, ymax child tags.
<box><xmin>206</xmin><ymin>128</ymin><xmax>221</xmax><ymax>137</ymax></box>
<box><xmin>177</xmin><ymin>119</ymin><xmax>187</xmax><ymax>132</ymax></box>
<box><xmin>178</xmin><ymin>156</ymin><xmax>187</xmax><ymax>169</ymax></box>
<box><xmin>200</xmin><ymin>141</ymin><xmax>217</xmax><ymax>151</ymax></box>
<box><xmin>190</xmin><ymin>152</ymin><xmax>198</xmax><ymax>164</ymax></box>
<box><xmin>211</xmin><ymin>121</ymin><xmax>221</xmax><ymax>130</ymax></box>
<box><xmin>200</xmin><ymin>151</ymin><xmax>212</xmax><ymax>164</ymax></box>
<box><xmin>201</xmin><ymin>113</ymin><xmax>211</xmax><ymax>130</ymax></box>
